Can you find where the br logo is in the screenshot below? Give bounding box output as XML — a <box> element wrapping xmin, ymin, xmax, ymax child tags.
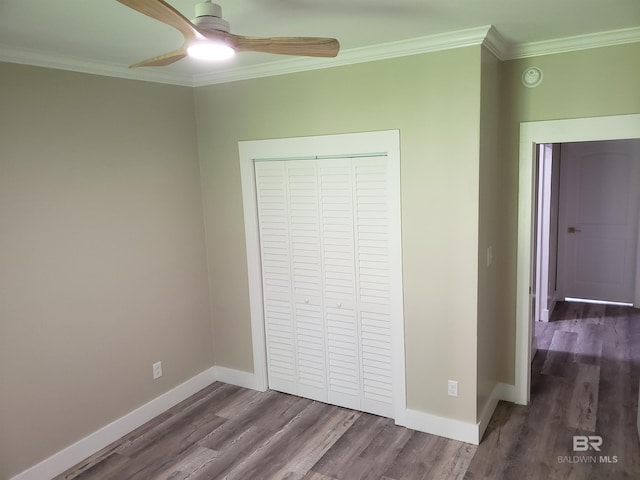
<box><xmin>573</xmin><ymin>435</ymin><xmax>603</xmax><ymax>452</ymax></box>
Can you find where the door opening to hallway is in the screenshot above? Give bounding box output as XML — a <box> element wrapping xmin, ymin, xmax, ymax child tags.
<box><xmin>516</xmin><ymin>114</ymin><xmax>640</xmax><ymax>407</ymax></box>
<box><xmin>533</xmin><ymin>138</ymin><xmax>640</xmax><ymax>328</ymax></box>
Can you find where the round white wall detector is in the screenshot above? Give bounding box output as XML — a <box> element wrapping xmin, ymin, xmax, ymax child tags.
<box><xmin>522</xmin><ymin>67</ymin><xmax>543</xmax><ymax>88</ymax></box>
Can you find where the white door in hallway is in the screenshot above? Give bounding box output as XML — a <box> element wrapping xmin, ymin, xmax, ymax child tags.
<box><xmin>559</xmin><ymin>140</ymin><xmax>640</xmax><ymax>303</ymax></box>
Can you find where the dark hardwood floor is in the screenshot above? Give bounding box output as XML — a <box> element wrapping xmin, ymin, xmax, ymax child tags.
<box><xmin>466</xmin><ymin>301</ymin><xmax>640</xmax><ymax>480</ymax></box>
<box><xmin>56</xmin><ymin>302</ymin><xmax>640</xmax><ymax>480</ymax></box>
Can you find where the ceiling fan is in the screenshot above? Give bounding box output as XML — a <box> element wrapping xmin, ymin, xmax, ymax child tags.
<box><xmin>116</xmin><ymin>0</ymin><xmax>340</xmax><ymax>67</ymax></box>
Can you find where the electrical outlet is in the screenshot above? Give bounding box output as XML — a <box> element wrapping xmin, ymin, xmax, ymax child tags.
<box><xmin>152</xmin><ymin>361</ymin><xmax>162</xmax><ymax>380</ymax></box>
<box><xmin>447</xmin><ymin>380</ymin><xmax>458</xmax><ymax>397</ymax></box>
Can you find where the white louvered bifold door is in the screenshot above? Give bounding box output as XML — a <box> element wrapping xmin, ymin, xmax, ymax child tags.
<box><xmin>255</xmin><ymin>156</ymin><xmax>394</xmax><ymax>418</ymax></box>
<box><xmin>255</xmin><ymin>160</ymin><xmax>328</xmax><ymax>402</ymax></box>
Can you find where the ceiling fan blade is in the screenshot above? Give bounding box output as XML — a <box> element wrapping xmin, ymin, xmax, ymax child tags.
<box><xmin>230</xmin><ymin>35</ymin><xmax>340</xmax><ymax>58</ymax></box>
<box><xmin>116</xmin><ymin>0</ymin><xmax>203</xmax><ymax>42</ymax></box>
<box><xmin>130</xmin><ymin>46</ymin><xmax>188</xmax><ymax>67</ymax></box>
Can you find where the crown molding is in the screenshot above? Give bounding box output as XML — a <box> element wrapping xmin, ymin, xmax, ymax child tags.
<box><xmin>507</xmin><ymin>26</ymin><xmax>640</xmax><ymax>59</ymax></box>
<box><xmin>192</xmin><ymin>25</ymin><xmax>494</xmax><ymax>86</ymax></box>
<box><xmin>482</xmin><ymin>25</ymin><xmax>511</xmax><ymax>60</ymax></box>
<box><xmin>1</xmin><ymin>27</ymin><xmax>495</xmax><ymax>88</ymax></box>
<box><xmin>0</xmin><ymin>45</ymin><xmax>193</xmax><ymax>86</ymax></box>
<box><xmin>2</xmin><ymin>25</ymin><xmax>639</xmax><ymax>86</ymax></box>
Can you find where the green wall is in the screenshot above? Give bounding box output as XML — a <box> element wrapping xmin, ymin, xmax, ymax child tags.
<box><xmin>477</xmin><ymin>46</ymin><xmax>504</xmax><ymax>416</ymax></box>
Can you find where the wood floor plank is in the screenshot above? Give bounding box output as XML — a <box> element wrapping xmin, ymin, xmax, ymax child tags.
<box><xmin>60</xmin><ymin>453</ymin><xmax>130</xmax><ymax>480</ymax></box>
<box><xmin>148</xmin><ymin>445</ymin><xmax>218</xmax><ymax>480</ymax></box>
<box><xmin>500</xmin><ymin>375</ymin><xmax>572</xmax><ymax>479</ymax></box>
<box><xmin>222</xmin><ymin>401</ymin><xmax>359</xmax><ymax>480</ymax></box>
<box><xmin>462</xmin><ymin>402</ymin><xmax>526</xmax><ymax>480</ymax></box>
<box><xmin>563</xmin><ymin>301</ymin><xmax>586</xmax><ymax>321</ymax></box>
<box><xmin>583</xmin><ymin>303</ymin><xmax>606</xmax><ymax>325</ymax></box>
<box><xmin>197</xmin><ymin>390</ymin><xmax>312</xmax><ymax>450</ymax></box>
<box><xmin>419</xmin><ymin>440</ymin><xmax>475</xmax><ymax>480</ymax></box>
<box><xmin>302</xmin><ymin>472</ymin><xmax>338</xmax><ymax>480</ymax></box>
<box><xmin>311</xmin><ymin>413</ymin><xmax>392</xmax><ymax>477</ymax></box>
<box><xmin>569</xmin><ymin>323</ymin><xmax>604</xmax><ymax>365</ymax></box>
<box><xmin>358</xmin><ymin>418</ymin><xmax>414</xmax><ymax>465</ymax></box>
<box><xmin>541</xmin><ymin>330</ymin><xmax>578</xmax><ymax>377</ymax></box>
<box><xmin>125</xmin><ymin>408</ymin><xmax>226</xmax><ymax>463</ymax></box>
<box><xmin>313</xmin><ymin>416</ymin><xmax>413</xmax><ymax>480</ymax></box>
<box><xmin>188</xmin><ymin>425</ymin><xmax>269</xmax><ymax>479</ymax></box>
<box><xmin>212</xmin><ymin>386</ymin><xmax>266</xmax><ymax>420</ymax></box>
<box><xmin>566</xmin><ymin>363</ymin><xmax>600</xmax><ymax>431</ymax></box>
<box><xmin>535</xmin><ymin>321</ymin><xmax>557</xmax><ymax>351</ymax></box>
<box><xmin>115</xmin><ymin>382</ymin><xmax>236</xmax><ymax>458</ymax></box>
<box><xmin>383</xmin><ymin>432</ymin><xmax>456</xmax><ymax>480</ymax></box>
<box><xmin>190</xmin><ymin>393</ymin><xmax>313</xmax><ymax>479</ymax></box>
<box><xmin>594</xmin><ymin>312</ymin><xmax>640</xmax><ymax>478</ymax></box>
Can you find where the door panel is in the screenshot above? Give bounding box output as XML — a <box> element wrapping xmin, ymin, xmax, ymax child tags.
<box><xmin>559</xmin><ymin>140</ymin><xmax>640</xmax><ymax>303</ymax></box>
<box><xmin>255</xmin><ymin>161</ymin><xmax>296</xmax><ymax>393</ymax></box>
<box><xmin>353</xmin><ymin>158</ymin><xmax>394</xmax><ymax>417</ymax></box>
<box><xmin>286</xmin><ymin>161</ymin><xmax>327</xmax><ymax>400</ymax></box>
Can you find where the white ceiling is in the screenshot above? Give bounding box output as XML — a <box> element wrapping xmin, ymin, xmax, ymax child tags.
<box><xmin>1</xmin><ymin>0</ymin><xmax>639</xmax><ymax>85</ymax></box>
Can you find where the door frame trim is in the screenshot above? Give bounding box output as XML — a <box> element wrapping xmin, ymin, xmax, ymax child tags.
<box><xmin>535</xmin><ymin>143</ymin><xmax>555</xmax><ymax>323</ymax></box>
<box><xmin>238</xmin><ymin>130</ymin><xmax>407</xmax><ymax>420</ymax></box>
<box><xmin>515</xmin><ymin>113</ymin><xmax>640</xmax><ymax>405</ymax></box>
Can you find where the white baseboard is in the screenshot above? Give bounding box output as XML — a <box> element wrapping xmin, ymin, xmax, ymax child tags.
<box><xmin>477</xmin><ymin>382</ymin><xmax>510</xmax><ymax>442</ymax></box>
<box><xmin>10</xmin><ymin>365</ymin><xmax>261</xmax><ymax>480</ymax></box>
<box><xmin>495</xmin><ymin>381</ymin><xmax>519</xmax><ymax>404</ymax></box>
<box><xmin>477</xmin><ymin>395</ymin><xmax>498</xmax><ymax>443</ymax></box>
<box><xmin>541</xmin><ymin>308</ymin><xmax>550</xmax><ymax>322</ymax></box>
<box><xmin>541</xmin><ymin>293</ymin><xmax>559</xmax><ymax>322</ymax></box>
<box><xmin>397</xmin><ymin>381</ymin><xmax>518</xmax><ymax>446</ymax></box>
<box><xmin>549</xmin><ymin>293</ymin><xmax>558</xmax><ymax>318</ymax></box>
<box><xmin>211</xmin><ymin>365</ymin><xmax>262</xmax><ymax>391</ymax></box>
<box><xmin>398</xmin><ymin>407</ymin><xmax>481</xmax><ymax>445</ymax></box>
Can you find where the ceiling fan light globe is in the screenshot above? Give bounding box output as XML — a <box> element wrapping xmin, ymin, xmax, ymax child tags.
<box><xmin>187</xmin><ymin>42</ymin><xmax>235</xmax><ymax>61</ymax></box>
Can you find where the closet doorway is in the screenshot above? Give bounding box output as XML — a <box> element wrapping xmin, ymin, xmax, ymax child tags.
<box><xmin>239</xmin><ymin>130</ymin><xmax>406</xmax><ymax>420</ymax></box>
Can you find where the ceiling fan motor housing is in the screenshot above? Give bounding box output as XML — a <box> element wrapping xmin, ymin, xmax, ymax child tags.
<box><xmin>193</xmin><ymin>1</ymin><xmax>230</xmax><ymax>33</ymax></box>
